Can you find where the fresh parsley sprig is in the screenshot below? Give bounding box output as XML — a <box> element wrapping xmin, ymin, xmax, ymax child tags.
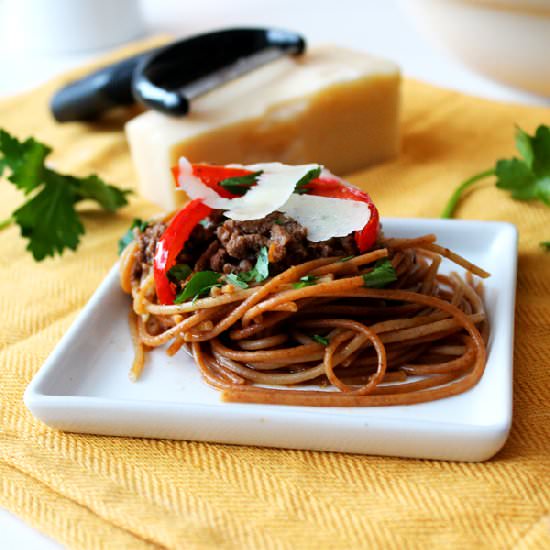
<box><xmin>442</xmin><ymin>125</ymin><xmax>550</xmax><ymax>219</ymax></box>
<box><xmin>0</xmin><ymin>129</ymin><xmax>131</xmax><ymax>260</ymax></box>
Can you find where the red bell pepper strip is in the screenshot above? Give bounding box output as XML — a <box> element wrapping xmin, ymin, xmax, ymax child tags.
<box><xmin>154</xmin><ymin>199</ymin><xmax>212</xmax><ymax>304</ymax></box>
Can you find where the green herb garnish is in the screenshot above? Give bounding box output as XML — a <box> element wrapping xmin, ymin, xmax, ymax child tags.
<box><xmin>312</xmin><ymin>334</ymin><xmax>329</xmax><ymax>346</ymax></box>
<box><xmin>340</xmin><ymin>255</ymin><xmax>355</xmax><ymax>262</ymax></box>
<box><xmin>118</xmin><ymin>218</ymin><xmax>148</xmax><ymax>254</ymax></box>
<box><xmin>0</xmin><ymin>129</ymin><xmax>130</xmax><ymax>260</ymax></box>
<box><xmin>225</xmin><ymin>273</ymin><xmax>249</xmax><ymax>289</ymax></box>
<box><xmin>242</xmin><ymin>246</ymin><xmax>270</xmax><ymax>283</ymax></box>
<box><xmin>292</xmin><ymin>275</ymin><xmax>319</xmax><ymax>289</ymax></box>
<box><xmin>219</xmin><ymin>171</ymin><xmax>263</xmax><ymax>196</ymax></box>
<box><xmin>442</xmin><ymin>124</ymin><xmax>550</xmax><ymax>218</ymax></box>
<box><xmin>167</xmin><ymin>263</ymin><xmax>192</xmax><ymax>284</ymax></box>
<box><xmin>294</xmin><ymin>166</ymin><xmax>322</xmax><ymax>194</ymax></box>
<box><xmin>363</xmin><ymin>259</ymin><xmax>397</xmax><ymax>288</ymax></box>
<box><xmin>222</xmin><ymin>246</ymin><xmax>270</xmax><ymax>289</ymax></box>
<box><xmin>540</xmin><ymin>241</ymin><xmax>550</xmax><ymax>251</ymax></box>
<box><xmin>174</xmin><ymin>271</ymin><xmax>222</xmax><ymax>304</ymax></box>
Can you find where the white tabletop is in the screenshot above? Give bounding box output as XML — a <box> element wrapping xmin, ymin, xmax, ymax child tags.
<box><xmin>0</xmin><ymin>0</ymin><xmax>546</xmax><ymax>548</ymax></box>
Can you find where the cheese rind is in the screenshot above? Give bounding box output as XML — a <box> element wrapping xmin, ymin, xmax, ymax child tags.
<box><xmin>126</xmin><ymin>45</ymin><xmax>400</xmax><ymax>211</ymax></box>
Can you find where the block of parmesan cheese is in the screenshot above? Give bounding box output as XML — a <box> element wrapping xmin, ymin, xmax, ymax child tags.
<box><xmin>125</xmin><ymin>45</ymin><xmax>400</xmax><ymax>211</ymax></box>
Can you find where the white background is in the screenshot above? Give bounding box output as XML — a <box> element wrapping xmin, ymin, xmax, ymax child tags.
<box><xmin>0</xmin><ymin>0</ymin><xmax>547</xmax><ymax>548</ymax></box>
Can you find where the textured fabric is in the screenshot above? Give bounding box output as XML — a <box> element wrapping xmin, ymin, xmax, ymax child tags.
<box><xmin>1</xmin><ymin>40</ymin><xmax>549</xmax><ymax>550</ymax></box>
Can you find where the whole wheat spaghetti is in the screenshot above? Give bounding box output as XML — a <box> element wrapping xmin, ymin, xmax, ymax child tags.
<box><xmin>120</xmin><ymin>159</ymin><xmax>490</xmax><ymax>407</ymax></box>
<box><xmin>121</xmin><ymin>228</ymin><xmax>490</xmax><ymax>407</ymax></box>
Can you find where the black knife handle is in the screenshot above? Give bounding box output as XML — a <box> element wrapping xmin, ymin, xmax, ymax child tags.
<box><xmin>133</xmin><ymin>28</ymin><xmax>306</xmax><ymax>117</ymax></box>
<box><xmin>50</xmin><ymin>50</ymin><xmax>156</xmax><ymax>122</ymax></box>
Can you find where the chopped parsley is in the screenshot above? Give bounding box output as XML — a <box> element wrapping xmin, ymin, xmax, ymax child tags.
<box><xmin>294</xmin><ymin>166</ymin><xmax>322</xmax><ymax>194</ymax></box>
<box><xmin>177</xmin><ymin>246</ymin><xmax>269</xmax><ymax>300</ymax></box>
<box><xmin>221</xmin><ymin>246</ymin><xmax>271</xmax><ymax>290</ymax></box>
<box><xmin>292</xmin><ymin>275</ymin><xmax>319</xmax><ymax>289</ymax></box>
<box><xmin>219</xmin><ymin>171</ymin><xmax>263</xmax><ymax>196</ymax></box>
<box><xmin>312</xmin><ymin>334</ymin><xmax>329</xmax><ymax>346</ymax></box>
<box><xmin>174</xmin><ymin>271</ymin><xmax>222</xmax><ymax>304</ymax></box>
<box><xmin>540</xmin><ymin>241</ymin><xmax>550</xmax><ymax>251</ymax></box>
<box><xmin>167</xmin><ymin>263</ymin><xmax>192</xmax><ymax>284</ymax></box>
<box><xmin>224</xmin><ymin>273</ymin><xmax>249</xmax><ymax>289</ymax></box>
<box><xmin>363</xmin><ymin>259</ymin><xmax>397</xmax><ymax>288</ymax></box>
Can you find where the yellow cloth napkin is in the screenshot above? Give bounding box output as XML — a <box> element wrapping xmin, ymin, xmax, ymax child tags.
<box><xmin>1</xmin><ymin>41</ymin><xmax>549</xmax><ymax>549</ymax></box>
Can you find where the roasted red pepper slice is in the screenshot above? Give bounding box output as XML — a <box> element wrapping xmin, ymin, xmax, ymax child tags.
<box><xmin>157</xmin><ymin>166</ymin><xmax>250</xmax><ymax>304</ymax></box>
<box><xmin>154</xmin><ymin>199</ymin><xmax>212</xmax><ymax>304</ymax></box>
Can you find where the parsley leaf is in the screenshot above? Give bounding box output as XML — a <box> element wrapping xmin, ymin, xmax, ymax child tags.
<box><xmin>312</xmin><ymin>334</ymin><xmax>329</xmax><ymax>346</ymax></box>
<box><xmin>540</xmin><ymin>241</ymin><xmax>550</xmax><ymax>251</ymax></box>
<box><xmin>219</xmin><ymin>171</ymin><xmax>263</xmax><ymax>196</ymax></box>
<box><xmin>75</xmin><ymin>174</ymin><xmax>131</xmax><ymax>211</ymax></box>
<box><xmin>0</xmin><ymin>129</ymin><xmax>131</xmax><ymax>260</ymax></box>
<box><xmin>294</xmin><ymin>166</ymin><xmax>322</xmax><ymax>194</ymax></box>
<box><xmin>0</xmin><ymin>129</ymin><xmax>50</xmax><ymax>193</ymax></box>
<box><xmin>222</xmin><ymin>246</ymin><xmax>270</xmax><ymax>289</ymax></box>
<box><xmin>118</xmin><ymin>218</ymin><xmax>148</xmax><ymax>254</ymax></box>
<box><xmin>174</xmin><ymin>271</ymin><xmax>222</xmax><ymax>304</ymax></box>
<box><xmin>244</xmin><ymin>246</ymin><xmax>270</xmax><ymax>283</ymax></box>
<box><xmin>225</xmin><ymin>273</ymin><xmax>249</xmax><ymax>289</ymax></box>
<box><xmin>292</xmin><ymin>275</ymin><xmax>318</xmax><ymax>289</ymax></box>
<box><xmin>363</xmin><ymin>259</ymin><xmax>397</xmax><ymax>288</ymax></box>
<box><xmin>167</xmin><ymin>263</ymin><xmax>192</xmax><ymax>284</ymax></box>
<box><xmin>442</xmin><ymin>124</ymin><xmax>550</xmax><ymax>218</ymax></box>
<box><xmin>13</xmin><ymin>173</ymin><xmax>84</xmax><ymax>260</ymax></box>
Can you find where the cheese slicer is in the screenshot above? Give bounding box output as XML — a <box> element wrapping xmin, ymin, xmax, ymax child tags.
<box><xmin>51</xmin><ymin>28</ymin><xmax>306</xmax><ymax>122</ymax></box>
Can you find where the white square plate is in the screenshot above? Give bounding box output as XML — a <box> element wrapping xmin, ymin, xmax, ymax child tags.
<box><xmin>25</xmin><ymin>219</ymin><xmax>517</xmax><ymax>462</ymax></box>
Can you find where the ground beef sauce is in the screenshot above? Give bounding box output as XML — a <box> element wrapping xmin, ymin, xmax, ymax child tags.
<box><xmin>178</xmin><ymin>210</ymin><xmax>358</xmax><ymax>275</ymax></box>
<box><xmin>134</xmin><ymin>210</ymin><xmax>360</xmax><ymax>285</ymax></box>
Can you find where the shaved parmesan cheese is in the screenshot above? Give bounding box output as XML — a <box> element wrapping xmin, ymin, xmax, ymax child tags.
<box><xmin>177</xmin><ymin>157</ymin><xmax>370</xmax><ymax>241</ymax></box>
<box><xmin>224</xmin><ymin>163</ymin><xmax>318</xmax><ymax>221</ymax></box>
<box><xmin>280</xmin><ymin>193</ymin><xmax>371</xmax><ymax>242</ymax></box>
<box><xmin>177</xmin><ymin>159</ymin><xmax>319</xmax><ymax>220</ymax></box>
